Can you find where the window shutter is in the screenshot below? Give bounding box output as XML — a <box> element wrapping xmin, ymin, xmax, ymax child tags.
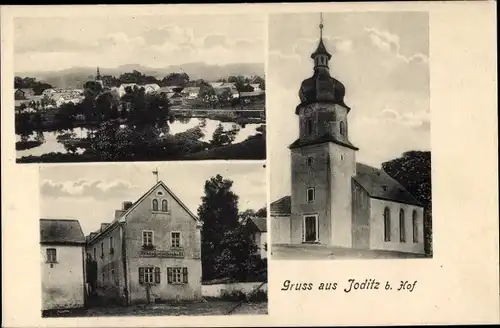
<box><xmin>154</xmin><ymin>267</ymin><xmax>161</xmax><ymax>284</ymax></box>
<box><xmin>139</xmin><ymin>267</ymin><xmax>145</xmax><ymax>284</ymax></box>
<box><xmin>167</xmin><ymin>267</ymin><xmax>173</xmax><ymax>284</ymax></box>
<box><xmin>182</xmin><ymin>267</ymin><xmax>188</xmax><ymax>283</ymax></box>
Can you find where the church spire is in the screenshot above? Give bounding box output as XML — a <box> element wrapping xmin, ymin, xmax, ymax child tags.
<box><xmin>311</xmin><ymin>12</ymin><xmax>332</xmax><ymax>69</ymax></box>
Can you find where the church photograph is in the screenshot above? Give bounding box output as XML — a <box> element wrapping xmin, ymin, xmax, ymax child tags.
<box><xmin>268</xmin><ymin>12</ymin><xmax>432</xmax><ymax>260</ymax></box>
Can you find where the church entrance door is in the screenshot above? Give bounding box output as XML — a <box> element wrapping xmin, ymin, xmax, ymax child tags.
<box><xmin>304</xmin><ymin>215</ymin><xmax>318</xmax><ymax>242</ymax></box>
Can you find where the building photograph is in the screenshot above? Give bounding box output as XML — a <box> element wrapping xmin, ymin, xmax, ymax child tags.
<box><xmin>39</xmin><ymin>162</ymin><xmax>267</xmax><ymax>317</ymax></box>
<box><xmin>268</xmin><ymin>12</ymin><xmax>432</xmax><ymax>260</ymax></box>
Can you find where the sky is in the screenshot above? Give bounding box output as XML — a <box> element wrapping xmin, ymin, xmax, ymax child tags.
<box><xmin>39</xmin><ymin>162</ymin><xmax>266</xmax><ymax>235</ymax></box>
<box><xmin>268</xmin><ymin>12</ymin><xmax>430</xmax><ymax>201</ymax></box>
<box><xmin>14</xmin><ymin>14</ymin><xmax>264</xmax><ymax>72</ymax></box>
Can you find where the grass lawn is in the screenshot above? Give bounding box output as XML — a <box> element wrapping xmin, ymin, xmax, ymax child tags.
<box><xmin>42</xmin><ymin>300</ymin><xmax>267</xmax><ymax>317</ymax></box>
<box><xmin>271</xmin><ymin>244</ymin><xmax>431</xmax><ymax>260</ymax></box>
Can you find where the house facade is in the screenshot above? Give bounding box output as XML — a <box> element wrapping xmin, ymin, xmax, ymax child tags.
<box><xmin>85</xmin><ymin>181</ymin><xmax>203</xmax><ymax>305</ymax></box>
<box><xmin>271</xmin><ymin>21</ymin><xmax>425</xmax><ymax>255</ymax></box>
<box><xmin>245</xmin><ymin>217</ymin><xmax>268</xmax><ymax>259</ymax></box>
<box><xmin>40</xmin><ymin>219</ymin><xmax>86</xmax><ymax>311</ymax></box>
<box><xmin>15</xmin><ymin>88</ymin><xmax>35</xmax><ymax>100</ymax></box>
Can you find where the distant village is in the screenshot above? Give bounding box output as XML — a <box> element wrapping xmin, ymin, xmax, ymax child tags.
<box><xmin>15</xmin><ymin>68</ymin><xmax>266</xmax><ymax>113</ymax></box>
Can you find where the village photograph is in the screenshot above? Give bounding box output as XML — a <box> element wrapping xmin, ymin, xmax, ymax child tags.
<box><xmin>39</xmin><ymin>162</ymin><xmax>267</xmax><ymax>317</ymax></box>
<box><xmin>14</xmin><ymin>14</ymin><xmax>265</xmax><ymax>163</ymax></box>
<box><xmin>268</xmin><ymin>12</ymin><xmax>432</xmax><ymax>260</ymax></box>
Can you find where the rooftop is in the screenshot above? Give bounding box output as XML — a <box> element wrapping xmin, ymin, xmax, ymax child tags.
<box><xmin>40</xmin><ymin>219</ymin><xmax>85</xmax><ymax>245</ymax></box>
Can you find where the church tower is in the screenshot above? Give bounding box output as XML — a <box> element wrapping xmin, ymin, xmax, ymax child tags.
<box><xmin>95</xmin><ymin>67</ymin><xmax>104</xmax><ymax>86</ymax></box>
<box><xmin>289</xmin><ymin>14</ymin><xmax>358</xmax><ymax>247</ymax></box>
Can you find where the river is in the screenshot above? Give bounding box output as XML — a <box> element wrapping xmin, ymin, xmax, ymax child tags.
<box><xmin>16</xmin><ymin>118</ymin><xmax>262</xmax><ymax>158</ymax></box>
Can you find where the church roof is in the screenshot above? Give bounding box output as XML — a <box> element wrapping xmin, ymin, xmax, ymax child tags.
<box><xmin>354</xmin><ymin>163</ymin><xmax>422</xmax><ymax>206</ymax></box>
<box><xmin>311</xmin><ymin>37</ymin><xmax>332</xmax><ymax>60</ymax></box>
<box><xmin>270</xmin><ymin>196</ymin><xmax>291</xmax><ymax>216</ymax></box>
<box><xmin>40</xmin><ymin>219</ymin><xmax>85</xmax><ymax>245</ymax></box>
<box><xmin>289</xmin><ymin>134</ymin><xmax>359</xmax><ymax>151</ymax></box>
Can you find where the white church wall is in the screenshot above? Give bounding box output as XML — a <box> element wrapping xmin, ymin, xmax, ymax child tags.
<box><xmin>369</xmin><ymin>198</ymin><xmax>425</xmax><ymax>254</ymax></box>
<box><xmin>271</xmin><ymin>216</ymin><xmax>291</xmax><ymax>244</ymax></box>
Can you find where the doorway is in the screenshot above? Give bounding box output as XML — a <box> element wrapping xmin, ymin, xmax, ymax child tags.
<box><xmin>303</xmin><ymin>215</ymin><xmax>318</xmax><ymax>243</ymax></box>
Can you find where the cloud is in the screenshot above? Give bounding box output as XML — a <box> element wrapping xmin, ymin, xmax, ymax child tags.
<box><xmin>16</xmin><ymin>37</ymin><xmax>95</xmax><ymax>54</ymax></box>
<box><xmin>377</xmin><ymin>108</ymin><xmax>431</xmax><ymax>130</ymax></box>
<box><xmin>41</xmin><ymin>179</ymin><xmax>136</xmax><ymax>199</ymax></box>
<box><xmin>203</xmin><ymin>34</ymin><xmax>227</xmax><ymax>48</ymax></box>
<box><xmin>364</xmin><ymin>27</ymin><xmax>429</xmax><ymax>64</ymax></box>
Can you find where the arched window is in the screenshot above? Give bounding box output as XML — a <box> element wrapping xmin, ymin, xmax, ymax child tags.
<box><xmin>162</xmin><ymin>199</ymin><xmax>169</xmax><ymax>212</ymax></box>
<box><xmin>152</xmin><ymin>199</ymin><xmax>158</xmax><ymax>211</ymax></box>
<box><xmin>399</xmin><ymin>209</ymin><xmax>406</xmax><ymax>242</ymax></box>
<box><xmin>306</xmin><ymin>118</ymin><xmax>313</xmax><ymax>136</ymax></box>
<box><xmin>412</xmin><ymin>210</ymin><xmax>418</xmax><ymax>243</ymax></box>
<box><xmin>384</xmin><ymin>207</ymin><xmax>391</xmax><ymax>242</ymax></box>
<box><xmin>340</xmin><ymin>121</ymin><xmax>346</xmax><ymax>136</ymax></box>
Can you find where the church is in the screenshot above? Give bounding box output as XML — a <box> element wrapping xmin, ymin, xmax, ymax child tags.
<box><xmin>271</xmin><ymin>18</ymin><xmax>425</xmax><ymax>256</ymax></box>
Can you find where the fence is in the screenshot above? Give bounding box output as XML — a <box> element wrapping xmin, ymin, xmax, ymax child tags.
<box><xmin>201</xmin><ymin>282</ymin><xmax>267</xmax><ymax>298</ymax></box>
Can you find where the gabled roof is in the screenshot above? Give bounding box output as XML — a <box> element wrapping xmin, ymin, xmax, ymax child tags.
<box><xmin>182</xmin><ymin>87</ymin><xmax>200</xmax><ymax>93</ymax></box>
<box><xmin>88</xmin><ymin>180</ymin><xmax>202</xmax><ymax>244</ymax></box>
<box><xmin>354</xmin><ymin>163</ymin><xmax>422</xmax><ymax>206</ymax></box>
<box><xmin>270</xmin><ymin>196</ymin><xmax>291</xmax><ymax>217</ymax></box>
<box><xmin>17</xmin><ymin>88</ymin><xmax>34</xmax><ymax>94</ymax></box>
<box><xmin>120</xmin><ymin>180</ymin><xmax>200</xmax><ymax>224</ymax></box>
<box><xmin>247</xmin><ymin>217</ymin><xmax>267</xmax><ymax>232</ymax></box>
<box><xmin>40</xmin><ymin>219</ymin><xmax>85</xmax><ymax>245</ymax></box>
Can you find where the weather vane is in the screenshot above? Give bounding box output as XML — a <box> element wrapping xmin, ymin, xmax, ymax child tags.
<box><xmin>152</xmin><ymin>167</ymin><xmax>159</xmax><ymax>183</ymax></box>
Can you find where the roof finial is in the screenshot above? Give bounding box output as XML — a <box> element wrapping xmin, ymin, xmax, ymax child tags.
<box><xmin>319</xmin><ymin>12</ymin><xmax>324</xmax><ymax>39</ymax></box>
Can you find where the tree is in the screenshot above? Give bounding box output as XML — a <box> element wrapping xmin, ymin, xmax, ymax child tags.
<box><xmin>198</xmin><ymin>174</ymin><xmax>242</xmax><ymax>281</ymax></box>
<box><xmin>198</xmin><ymin>87</ymin><xmax>217</xmax><ymax>107</ymax></box>
<box><xmin>382</xmin><ymin>151</ymin><xmax>432</xmax><ymax>255</ymax></box>
<box><xmin>216</xmin><ymin>88</ymin><xmax>232</xmax><ymax>104</ymax></box>
<box><xmin>210</xmin><ymin>123</ymin><xmax>240</xmax><ymax>147</ymax></box>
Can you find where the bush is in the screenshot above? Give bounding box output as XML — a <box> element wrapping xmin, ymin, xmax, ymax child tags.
<box><xmin>247</xmin><ymin>289</ymin><xmax>267</xmax><ymax>302</ymax></box>
<box><xmin>220</xmin><ymin>290</ymin><xmax>247</xmax><ymax>302</ymax></box>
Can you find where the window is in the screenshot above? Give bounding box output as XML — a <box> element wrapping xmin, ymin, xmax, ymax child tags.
<box><xmin>109</xmin><ymin>236</ymin><xmax>114</xmax><ymax>254</ymax></box>
<box><xmin>340</xmin><ymin>154</ymin><xmax>344</xmax><ymax>161</ymax></box>
<box><xmin>384</xmin><ymin>207</ymin><xmax>391</xmax><ymax>242</ymax></box>
<box><xmin>171</xmin><ymin>232</ymin><xmax>181</xmax><ymax>248</ymax></box>
<box><xmin>142</xmin><ymin>231</ymin><xmax>154</xmax><ymax>248</ymax></box>
<box><xmin>139</xmin><ymin>267</ymin><xmax>161</xmax><ymax>284</ymax></box>
<box><xmin>306</xmin><ymin>187</ymin><xmax>315</xmax><ymax>203</ymax></box>
<box><xmin>152</xmin><ymin>199</ymin><xmax>159</xmax><ymax>211</ymax></box>
<box><xmin>306</xmin><ymin>157</ymin><xmax>313</xmax><ymax>167</ymax></box>
<box><xmin>340</xmin><ymin>121</ymin><xmax>346</xmax><ymax>136</ymax></box>
<box><xmin>168</xmin><ymin>267</ymin><xmax>188</xmax><ymax>284</ymax></box>
<box><xmin>162</xmin><ymin>199</ymin><xmax>169</xmax><ymax>212</ymax></box>
<box><xmin>93</xmin><ymin>247</ymin><xmax>96</xmax><ymax>260</ymax></box>
<box><xmin>305</xmin><ymin>118</ymin><xmax>313</xmax><ymax>136</ymax></box>
<box><xmin>399</xmin><ymin>209</ymin><xmax>406</xmax><ymax>243</ymax></box>
<box><xmin>412</xmin><ymin>210</ymin><xmax>418</xmax><ymax>243</ymax></box>
<box><xmin>46</xmin><ymin>248</ymin><xmax>57</xmax><ymax>263</ymax></box>
<box><xmin>101</xmin><ymin>242</ymin><xmax>104</xmax><ymax>258</ymax></box>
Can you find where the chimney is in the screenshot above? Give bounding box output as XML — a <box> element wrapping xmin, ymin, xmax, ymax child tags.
<box><xmin>101</xmin><ymin>223</ymin><xmax>110</xmax><ymax>231</ymax></box>
<box><xmin>122</xmin><ymin>201</ymin><xmax>133</xmax><ymax>211</ymax></box>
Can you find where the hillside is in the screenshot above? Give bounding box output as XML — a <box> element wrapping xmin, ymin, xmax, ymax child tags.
<box><xmin>16</xmin><ymin>62</ymin><xmax>265</xmax><ymax>89</ymax></box>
